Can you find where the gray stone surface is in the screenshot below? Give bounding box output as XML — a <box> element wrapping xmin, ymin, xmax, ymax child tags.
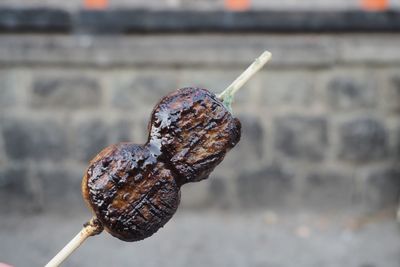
<box><xmin>108</xmin><ymin>0</ymin><xmax>181</xmax><ymax>9</ymax></box>
<box><xmin>385</xmin><ymin>74</ymin><xmax>400</xmax><ymax>112</ymax></box>
<box><xmin>180</xmin><ymin>180</ymin><xmax>213</xmax><ymax>209</ymax></box>
<box><xmin>220</xmin><ymin>114</ymin><xmax>265</xmax><ymax>173</ymax></box>
<box><xmin>72</xmin><ymin>119</ymin><xmax>109</xmax><ymax>162</ymax></box>
<box><xmin>0</xmin><ymin>166</ymin><xmax>37</xmax><ymax>213</ymax></box>
<box><xmin>0</xmin><ymin>71</ymin><xmax>17</xmax><ymax>108</ymax></box>
<box><xmin>0</xmin><ymin>32</ymin><xmax>399</xmax><ymax>214</ymax></box>
<box><xmin>252</xmin><ymin>0</ymin><xmax>359</xmax><ymax>10</ymax></box>
<box><xmin>395</xmin><ymin>126</ymin><xmax>400</xmax><ymax>159</ymax></box>
<box><xmin>179</xmin><ymin>69</ymin><xmax>254</xmax><ymax>106</ymax></box>
<box><xmin>326</xmin><ymin>74</ymin><xmax>376</xmax><ymax>110</ymax></box>
<box><xmin>36</xmin><ymin>166</ymin><xmax>85</xmax><ymax>210</ymax></box>
<box><xmin>71</xmin><ymin>118</ymin><xmax>134</xmax><ymax>163</ymax></box>
<box><xmin>1</xmin><ymin>211</ymin><xmax>399</xmax><ymax>267</ymax></box>
<box><xmin>338</xmin><ymin>118</ymin><xmax>388</xmax><ymax>162</ymax></box>
<box><xmin>303</xmin><ymin>170</ymin><xmax>356</xmax><ymax>211</ymax></box>
<box><xmin>2</xmin><ymin>0</ymin><xmax>400</xmax><ymax>11</ymax></box>
<box><xmin>274</xmin><ymin>116</ymin><xmax>328</xmax><ymax>161</ymax></box>
<box><xmin>208</xmin><ymin>177</ymin><xmax>227</xmax><ymax>205</ymax></box>
<box><xmin>110</xmin><ymin>70</ymin><xmax>178</xmax><ymax>113</ymax></box>
<box><xmin>2</xmin><ymin>119</ymin><xmax>68</xmax><ymax>161</ymax></box>
<box><xmin>365</xmin><ymin>167</ymin><xmax>400</xmax><ymax>209</ymax></box>
<box><xmin>237</xmin><ymin>164</ymin><xmax>294</xmax><ymax>208</ymax></box>
<box><xmin>180</xmin><ymin>0</ymin><xmax>224</xmax><ymax>10</ymax></box>
<box><xmin>0</xmin><ymin>34</ymin><xmax>398</xmax><ymax>68</ymax></box>
<box><xmin>386</xmin><ymin>121</ymin><xmax>400</xmax><ymax>160</ymax></box>
<box><xmin>0</xmin><ymin>166</ymin><xmax>28</xmax><ymax>196</ymax></box>
<box><xmin>109</xmin><ymin>120</ymin><xmax>135</xmax><ymax>144</ymax></box>
<box><xmin>338</xmin><ymin>35</ymin><xmax>400</xmax><ymax>65</ymax></box>
<box><xmin>31</xmin><ymin>73</ymin><xmax>101</xmax><ymax>109</ymax></box>
<box><xmin>261</xmin><ymin>71</ymin><xmax>315</xmax><ymax>107</ymax></box>
<box><xmin>0</xmin><ymin>35</ymin><xmax>337</xmax><ymax>67</ymax></box>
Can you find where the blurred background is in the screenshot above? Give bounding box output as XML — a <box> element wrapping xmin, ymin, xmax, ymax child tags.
<box><xmin>0</xmin><ymin>0</ymin><xmax>399</xmax><ymax>266</ymax></box>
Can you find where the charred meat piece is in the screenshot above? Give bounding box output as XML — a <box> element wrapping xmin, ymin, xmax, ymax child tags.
<box><xmin>149</xmin><ymin>87</ymin><xmax>241</xmax><ymax>183</ymax></box>
<box><xmin>82</xmin><ymin>143</ymin><xmax>180</xmax><ymax>242</ymax></box>
<box><xmin>82</xmin><ymin>88</ymin><xmax>241</xmax><ymax>242</ymax></box>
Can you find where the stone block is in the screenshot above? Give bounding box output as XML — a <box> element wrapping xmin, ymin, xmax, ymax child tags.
<box><xmin>180</xmin><ymin>180</ymin><xmax>212</xmax><ymax>209</ymax></box>
<box><xmin>179</xmin><ymin>69</ymin><xmax>254</xmax><ymax>106</ymax></box>
<box><xmin>237</xmin><ymin>164</ymin><xmax>294</xmax><ymax>208</ymax></box>
<box><xmin>364</xmin><ymin>167</ymin><xmax>400</xmax><ymax>209</ymax></box>
<box><xmin>208</xmin><ymin>177</ymin><xmax>227</xmax><ymax>203</ymax></box>
<box><xmin>110</xmin><ymin>70</ymin><xmax>178</xmax><ymax>114</ymax></box>
<box><xmin>252</xmin><ymin>0</ymin><xmax>357</xmax><ymax>10</ymax></box>
<box><xmin>2</xmin><ymin>119</ymin><xmax>68</xmax><ymax>161</ymax></box>
<box><xmin>385</xmin><ymin>120</ymin><xmax>400</xmax><ymax>160</ymax></box>
<box><xmin>338</xmin><ymin>118</ymin><xmax>387</xmax><ymax>162</ymax></box>
<box><xmin>395</xmin><ymin>126</ymin><xmax>400</xmax><ymax>159</ymax></box>
<box><xmin>72</xmin><ymin>119</ymin><xmax>109</xmax><ymax>162</ymax></box>
<box><xmin>302</xmin><ymin>170</ymin><xmax>355</xmax><ymax>211</ymax></box>
<box><xmin>339</xmin><ymin>35</ymin><xmax>400</xmax><ymax>65</ymax></box>
<box><xmin>274</xmin><ymin>116</ymin><xmax>327</xmax><ymax>161</ymax></box>
<box><xmin>0</xmin><ymin>166</ymin><xmax>29</xmax><ymax>196</ymax></box>
<box><xmin>326</xmin><ymin>73</ymin><xmax>376</xmax><ymax>110</ymax></box>
<box><xmin>136</xmin><ymin>117</ymin><xmax>151</xmax><ymax>144</ymax></box>
<box><xmin>0</xmin><ymin>166</ymin><xmax>39</xmax><ymax>213</ymax></box>
<box><xmin>0</xmin><ymin>35</ymin><xmax>336</xmax><ymax>67</ymax></box>
<box><xmin>218</xmin><ymin>114</ymin><xmax>265</xmax><ymax>174</ymax></box>
<box><xmin>384</xmin><ymin>74</ymin><xmax>400</xmax><ymax>112</ymax></box>
<box><xmin>0</xmin><ymin>71</ymin><xmax>17</xmax><ymax>109</ymax></box>
<box><xmin>109</xmin><ymin>0</ymin><xmax>180</xmax><ymax>9</ymax></box>
<box><xmin>180</xmin><ymin>0</ymin><xmax>224</xmax><ymax>10</ymax></box>
<box><xmin>207</xmin><ymin>176</ymin><xmax>236</xmax><ymax>209</ymax></box>
<box><xmin>72</xmin><ymin>118</ymin><xmax>134</xmax><ymax>163</ymax></box>
<box><xmin>261</xmin><ymin>71</ymin><xmax>314</xmax><ymax>107</ymax></box>
<box><xmin>36</xmin><ymin>166</ymin><xmax>87</xmax><ymax>212</ymax></box>
<box><xmin>31</xmin><ymin>73</ymin><xmax>101</xmax><ymax>109</ymax></box>
<box><xmin>109</xmin><ymin>120</ymin><xmax>134</xmax><ymax>143</ymax></box>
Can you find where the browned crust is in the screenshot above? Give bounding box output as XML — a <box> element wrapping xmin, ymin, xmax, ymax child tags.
<box><xmin>82</xmin><ymin>88</ymin><xmax>241</xmax><ymax>242</ymax></box>
<box><xmin>149</xmin><ymin>87</ymin><xmax>241</xmax><ymax>183</ymax></box>
<box><xmin>82</xmin><ymin>144</ymin><xmax>119</xmax><ymax>214</ymax></box>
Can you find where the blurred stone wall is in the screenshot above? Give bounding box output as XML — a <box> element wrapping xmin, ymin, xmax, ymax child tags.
<box><xmin>0</xmin><ymin>33</ymin><xmax>399</xmax><ymax>215</ymax></box>
<box><xmin>1</xmin><ymin>0</ymin><xmax>400</xmax><ymax>11</ymax></box>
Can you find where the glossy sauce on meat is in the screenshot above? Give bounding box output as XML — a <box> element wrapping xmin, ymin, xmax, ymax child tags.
<box><xmin>82</xmin><ymin>88</ymin><xmax>241</xmax><ymax>242</ymax></box>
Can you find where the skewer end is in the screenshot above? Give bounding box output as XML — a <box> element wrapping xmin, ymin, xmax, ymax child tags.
<box><xmin>217</xmin><ymin>50</ymin><xmax>272</xmax><ymax>111</ymax></box>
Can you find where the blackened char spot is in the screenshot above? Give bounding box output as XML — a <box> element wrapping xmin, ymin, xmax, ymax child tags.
<box><xmin>83</xmin><ymin>87</ymin><xmax>241</xmax><ymax>242</ymax></box>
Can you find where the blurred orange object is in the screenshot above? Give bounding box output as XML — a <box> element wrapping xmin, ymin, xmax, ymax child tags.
<box><xmin>84</xmin><ymin>0</ymin><xmax>108</xmax><ymax>10</ymax></box>
<box><xmin>225</xmin><ymin>0</ymin><xmax>250</xmax><ymax>11</ymax></box>
<box><xmin>361</xmin><ymin>0</ymin><xmax>388</xmax><ymax>11</ymax></box>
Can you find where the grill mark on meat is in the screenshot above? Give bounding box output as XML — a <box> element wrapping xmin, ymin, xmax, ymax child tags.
<box><xmin>82</xmin><ymin>87</ymin><xmax>241</xmax><ymax>242</ymax></box>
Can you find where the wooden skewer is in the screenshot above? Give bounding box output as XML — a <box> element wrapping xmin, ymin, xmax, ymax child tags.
<box><xmin>44</xmin><ymin>218</ymin><xmax>103</xmax><ymax>267</ymax></box>
<box><xmin>218</xmin><ymin>50</ymin><xmax>272</xmax><ymax>111</ymax></box>
<box><xmin>44</xmin><ymin>50</ymin><xmax>271</xmax><ymax>267</ymax></box>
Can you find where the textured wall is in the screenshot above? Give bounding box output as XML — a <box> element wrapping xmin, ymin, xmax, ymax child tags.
<box><xmin>0</xmin><ymin>34</ymin><xmax>399</xmax><ymax>215</ymax></box>
<box><xmin>1</xmin><ymin>0</ymin><xmax>400</xmax><ymax>10</ymax></box>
